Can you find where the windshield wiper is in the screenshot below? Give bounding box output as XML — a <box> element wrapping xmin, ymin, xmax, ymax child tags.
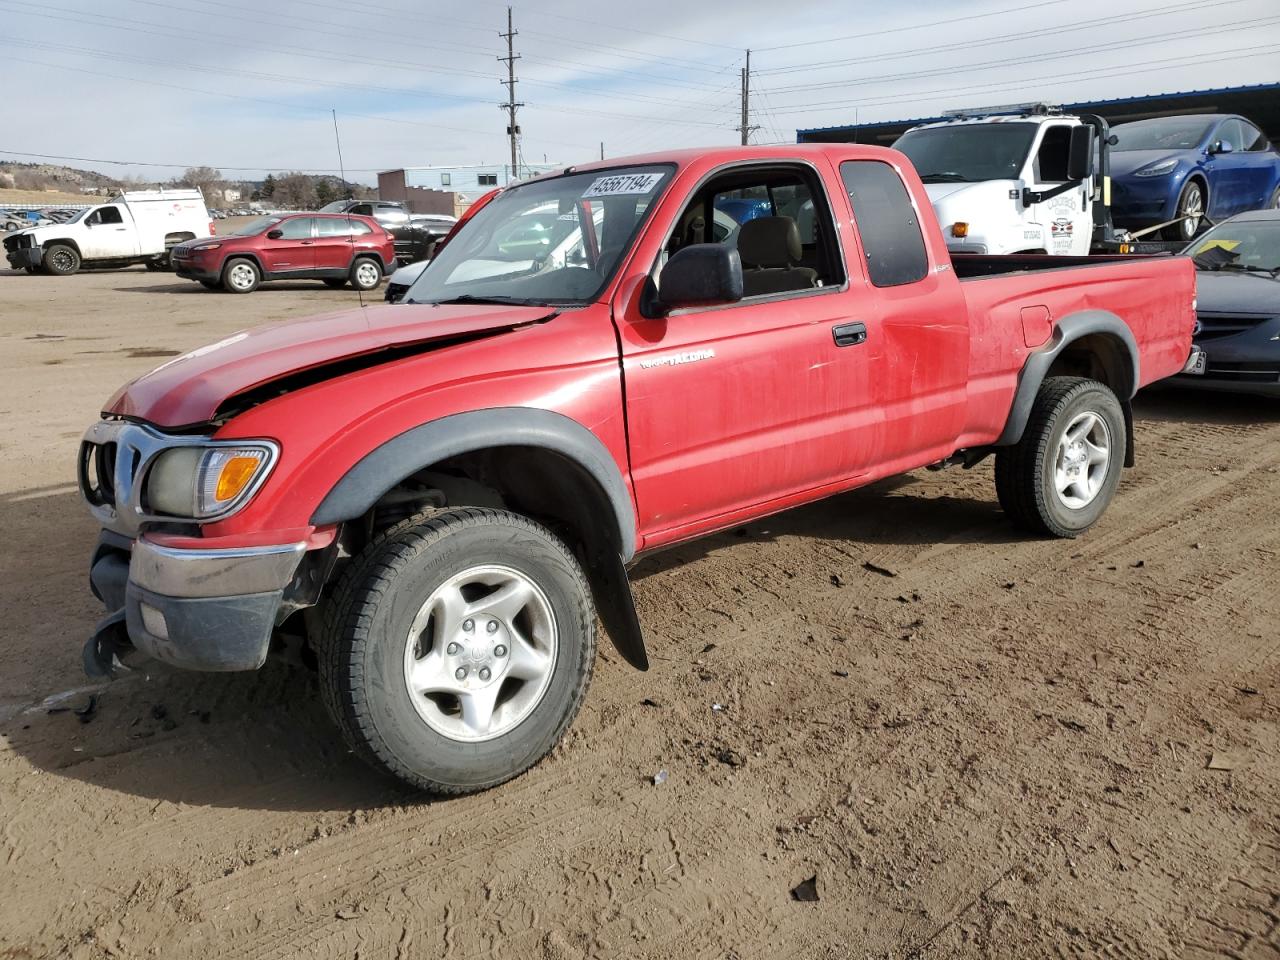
<box><xmin>426</xmin><ymin>294</ymin><xmax>545</xmax><ymax>306</ymax></box>
<box><xmin>1218</xmin><ymin>263</ymin><xmax>1280</xmax><ymax>280</ymax></box>
<box><xmin>919</xmin><ymin>172</ymin><xmax>972</xmax><ymax>183</ymax></box>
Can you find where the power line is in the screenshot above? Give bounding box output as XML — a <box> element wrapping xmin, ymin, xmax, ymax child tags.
<box><xmin>754</xmin><ymin>0</ymin><xmax>1244</xmax><ymax>75</ymax></box>
<box><xmin>770</xmin><ymin>42</ymin><xmax>1280</xmax><ymax>117</ymax></box>
<box><xmin>753</xmin><ymin>0</ymin><xmax>1072</xmax><ymax>51</ymax></box>
<box><xmin>756</xmin><ymin>14</ymin><xmax>1277</xmax><ymax>99</ymax></box>
<box><xmin>0</xmin><ymin>148</ymin><xmax>403</xmax><ymax>174</ymax></box>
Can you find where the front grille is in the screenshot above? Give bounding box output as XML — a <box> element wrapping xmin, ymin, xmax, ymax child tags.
<box><xmin>3</xmin><ymin>233</ymin><xmax>34</xmax><ymax>253</ymax></box>
<box><xmin>1195</xmin><ymin>312</ymin><xmax>1272</xmax><ymax>341</ymax></box>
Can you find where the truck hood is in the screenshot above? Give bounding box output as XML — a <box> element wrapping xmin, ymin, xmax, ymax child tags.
<box><xmin>924</xmin><ymin>179</ymin><xmax>1018</xmax><ymax>224</ymax></box>
<box><xmin>1194</xmin><ymin>270</ymin><xmax>1280</xmax><ymax>316</ymax></box>
<box><xmin>104</xmin><ymin>302</ymin><xmax>558</xmax><ymax>427</ymax></box>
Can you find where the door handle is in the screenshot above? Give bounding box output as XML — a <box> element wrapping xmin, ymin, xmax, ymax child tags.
<box><xmin>832</xmin><ymin>322</ymin><xmax>867</xmax><ymax>347</ymax></box>
<box><xmin>300</xmin><ymin>240</ymin><xmax>314</xmax><ymax>245</ymax></box>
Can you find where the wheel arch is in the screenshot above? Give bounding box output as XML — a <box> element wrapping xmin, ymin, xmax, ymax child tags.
<box><xmin>351</xmin><ymin>250</ymin><xmax>392</xmax><ymax>273</ymax></box>
<box><xmin>311</xmin><ymin>407</ymin><xmax>647</xmax><ymax>669</ymax></box>
<box><xmin>996</xmin><ymin>310</ymin><xmax>1139</xmax><ymax>451</ymax></box>
<box><xmin>43</xmin><ymin>236</ymin><xmax>82</xmax><ymax>257</ymax></box>
<box><xmin>220</xmin><ymin>251</ymin><xmax>263</xmax><ymax>275</ymax></box>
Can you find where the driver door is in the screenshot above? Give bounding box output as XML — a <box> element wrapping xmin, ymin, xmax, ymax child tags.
<box><xmin>1027</xmin><ymin>124</ymin><xmax>1091</xmax><ymax>255</ymax></box>
<box><xmin>81</xmin><ymin>206</ymin><xmax>132</xmax><ymax>258</ymax></box>
<box><xmin>261</xmin><ymin>216</ymin><xmax>315</xmax><ymax>274</ymax></box>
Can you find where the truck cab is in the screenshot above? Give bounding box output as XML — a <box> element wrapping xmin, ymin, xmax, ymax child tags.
<box><xmin>3</xmin><ymin>188</ymin><xmax>213</xmax><ymax>275</ymax></box>
<box><xmin>894</xmin><ymin>106</ymin><xmax>1098</xmax><ymax>256</ymax></box>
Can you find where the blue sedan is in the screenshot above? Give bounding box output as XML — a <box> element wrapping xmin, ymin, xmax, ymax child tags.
<box><xmin>1109</xmin><ymin>114</ymin><xmax>1280</xmax><ymax>242</ymax></box>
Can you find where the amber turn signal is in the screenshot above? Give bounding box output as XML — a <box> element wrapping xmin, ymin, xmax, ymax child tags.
<box><xmin>951</xmin><ymin>222</ymin><xmax>969</xmax><ymax>238</ymax></box>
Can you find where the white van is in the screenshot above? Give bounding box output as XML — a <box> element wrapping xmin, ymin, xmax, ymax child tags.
<box><xmin>893</xmin><ymin>106</ymin><xmax>1099</xmax><ymax>257</ymax></box>
<box><xmin>3</xmin><ymin>189</ymin><xmax>213</xmax><ymax>275</ymax></box>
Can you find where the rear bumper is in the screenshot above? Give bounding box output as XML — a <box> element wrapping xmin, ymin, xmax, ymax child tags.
<box><xmin>87</xmin><ymin>534</ymin><xmax>305</xmax><ymax>673</ymax></box>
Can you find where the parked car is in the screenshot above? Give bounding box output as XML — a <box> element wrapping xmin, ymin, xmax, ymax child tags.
<box><xmin>1172</xmin><ymin>207</ymin><xmax>1280</xmax><ymax>395</ymax></box>
<box><xmin>318</xmin><ymin>199</ymin><xmax>452</xmax><ymax>264</ymax></box>
<box><xmin>78</xmin><ymin>144</ymin><xmax>1195</xmax><ymax>793</ymax></box>
<box><xmin>170</xmin><ymin>211</ymin><xmax>395</xmax><ymax>293</ymax></box>
<box><xmin>385</xmin><ymin>190</ymin><xmax>501</xmax><ymax>302</ymax></box>
<box><xmin>1110</xmin><ymin>114</ymin><xmax>1280</xmax><ymax>242</ymax></box>
<box><xmin>3</xmin><ymin>190</ymin><xmax>213</xmax><ymax>274</ymax></box>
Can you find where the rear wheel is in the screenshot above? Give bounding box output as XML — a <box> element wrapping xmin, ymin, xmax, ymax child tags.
<box><xmin>318</xmin><ymin>508</ymin><xmax>596</xmax><ymax>793</ymax></box>
<box><xmin>42</xmin><ymin>243</ymin><xmax>80</xmax><ymax>276</ymax></box>
<box><xmin>221</xmin><ymin>257</ymin><xmax>260</xmax><ymax>294</ymax></box>
<box><xmin>350</xmin><ymin>257</ymin><xmax>383</xmax><ymax>291</ymax></box>
<box><xmin>995</xmin><ymin>376</ymin><xmax>1126</xmax><ymax>538</ymax></box>
<box><xmin>1164</xmin><ymin>179</ymin><xmax>1205</xmax><ymax>241</ymax></box>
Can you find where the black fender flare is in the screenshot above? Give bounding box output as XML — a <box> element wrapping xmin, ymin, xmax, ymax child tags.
<box><xmin>995</xmin><ymin>309</ymin><xmax>1139</xmax><ymax>448</ymax></box>
<box><xmin>311</xmin><ymin>408</ymin><xmax>648</xmax><ymax>669</ymax></box>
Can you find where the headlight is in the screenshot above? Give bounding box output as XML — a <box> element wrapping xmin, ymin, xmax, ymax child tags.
<box><xmin>146</xmin><ymin>443</ymin><xmax>276</xmax><ymax>519</ymax></box>
<box><xmin>1135</xmin><ymin>158</ymin><xmax>1179</xmax><ymax>178</ymax></box>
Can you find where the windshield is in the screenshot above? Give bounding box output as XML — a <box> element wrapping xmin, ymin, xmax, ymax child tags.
<box><xmin>894</xmin><ymin>123</ymin><xmax>1038</xmax><ymax>182</ymax></box>
<box><xmin>317</xmin><ymin>200</ymin><xmax>349</xmax><ymax>213</ymax></box>
<box><xmin>1113</xmin><ymin>117</ymin><xmax>1213</xmax><ymax>152</ymax></box>
<box><xmin>1185</xmin><ymin>219</ymin><xmax>1280</xmax><ymax>273</ymax></box>
<box><xmin>404</xmin><ymin>165</ymin><xmax>672</xmax><ymax>306</ymax></box>
<box><xmin>233</xmin><ymin>215</ymin><xmax>284</xmax><ymax>236</ymax></box>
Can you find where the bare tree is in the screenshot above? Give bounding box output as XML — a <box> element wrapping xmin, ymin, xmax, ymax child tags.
<box><xmin>272</xmin><ymin>171</ymin><xmax>317</xmax><ymax>210</ymax></box>
<box><xmin>178</xmin><ymin>166</ymin><xmax>223</xmax><ymax>201</ymax></box>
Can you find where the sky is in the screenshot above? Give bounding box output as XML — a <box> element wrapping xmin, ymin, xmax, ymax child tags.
<box><xmin>0</xmin><ymin>0</ymin><xmax>1278</xmax><ymax>184</ymax></box>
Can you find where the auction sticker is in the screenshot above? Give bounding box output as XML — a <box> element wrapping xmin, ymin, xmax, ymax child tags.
<box><xmin>582</xmin><ymin>172</ymin><xmax>665</xmax><ymax>198</ymax></box>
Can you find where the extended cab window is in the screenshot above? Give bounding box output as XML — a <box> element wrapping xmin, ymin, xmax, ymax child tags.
<box><xmin>663</xmin><ymin>165</ymin><xmax>844</xmax><ymax>299</ymax></box>
<box><xmin>840</xmin><ymin>161</ymin><xmax>929</xmax><ymax>287</ymax></box>
<box><xmin>88</xmin><ymin>207</ymin><xmax>123</xmax><ymax>226</ymax></box>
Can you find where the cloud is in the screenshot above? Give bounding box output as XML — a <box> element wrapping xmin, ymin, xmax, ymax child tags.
<box><xmin>0</xmin><ymin>0</ymin><xmax>1275</xmax><ymax>183</ymax></box>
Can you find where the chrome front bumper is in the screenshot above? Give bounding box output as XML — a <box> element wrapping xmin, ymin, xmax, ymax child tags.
<box><xmin>88</xmin><ymin>534</ymin><xmax>306</xmax><ymax>673</ymax></box>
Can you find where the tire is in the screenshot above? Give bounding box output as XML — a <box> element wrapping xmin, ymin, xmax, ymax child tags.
<box><xmin>350</xmin><ymin>256</ymin><xmax>383</xmax><ymax>291</ymax></box>
<box><xmin>1164</xmin><ymin>179</ymin><xmax>1205</xmax><ymax>241</ymax></box>
<box><xmin>42</xmin><ymin>243</ymin><xmax>80</xmax><ymax>276</ymax></box>
<box><xmin>323</xmin><ymin>278</ymin><xmax>347</xmax><ymax>289</ymax></box>
<box><xmin>221</xmin><ymin>257</ymin><xmax>260</xmax><ymax>294</ymax></box>
<box><xmin>994</xmin><ymin>376</ymin><xmax>1126</xmax><ymax>539</ymax></box>
<box><xmin>199</xmin><ymin>280</ymin><xmax>220</xmax><ymax>290</ymax></box>
<box><xmin>317</xmin><ymin>507</ymin><xmax>597</xmax><ymax>793</ymax></box>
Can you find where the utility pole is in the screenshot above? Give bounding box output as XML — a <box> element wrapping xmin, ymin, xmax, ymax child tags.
<box><xmin>737</xmin><ymin>49</ymin><xmax>759</xmax><ymax>146</ymax></box>
<box><xmin>498</xmin><ymin>7</ymin><xmax>523</xmax><ymax>181</ymax></box>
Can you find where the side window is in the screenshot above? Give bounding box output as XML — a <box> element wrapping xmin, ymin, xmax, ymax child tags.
<box><xmin>662</xmin><ymin>165</ymin><xmax>844</xmax><ymax>300</ymax></box>
<box><xmin>840</xmin><ymin>161</ymin><xmax>929</xmax><ymax>287</ymax></box>
<box><xmin>350</xmin><ymin>203</ymin><xmax>373</xmax><ymax>216</ymax></box>
<box><xmin>277</xmin><ymin>217</ymin><xmax>313</xmax><ymax>240</ymax></box>
<box><xmin>89</xmin><ymin>207</ymin><xmax>123</xmax><ymax>226</ymax></box>
<box><xmin>1239</xmin><ymin>121</ymin><xmax>1265</xmax><ymax>152</ymax></box>
<box><xmin>1217</xmin><ymin>119</ymin><xmax>1244</xmax><ymax>152</ymax></box>
<box><xmin>1033</xmin><ymin>126</ymin><xmax>1072</xmax><ymax>182</ymax></box>
<box><xmin>376</xmin><ymin>203</ymin><xmax>408</xmax><ymax>224</ymax></box>
<box><xmin>349</xmin><ymin>220</ymin><xmax>372</xmax><ymax>235</ymax></box>
<box><xmin>315</xmin><ymin>218</ymin><xmax>352</xmax><ymax>237</ymax></box>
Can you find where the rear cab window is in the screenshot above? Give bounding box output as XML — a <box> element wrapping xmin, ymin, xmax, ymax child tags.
<box><xmin>839</xmin><ymin>161</ymin><xmax>929</xmax><ymax>287</ymax></box>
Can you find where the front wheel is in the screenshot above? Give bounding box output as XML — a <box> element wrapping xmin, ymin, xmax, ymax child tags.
<box><xmin>995</xmin><ymin>376</ymin><xmax>1126</xmax><ymax>538</ymax></box>
<box><xmin>1164</xmin><ymin>179</ymin><xmax>1205</xmax><ymax>241</ymax></box>
<box><xmin>42</xmin><ymin>243</ymin><xmax>81</xmax><ymax>276</ymax></box>
<box><xmin>318</xmin><ymin>507</ymin><xmax>596</xmax><ymax>793</ymax></box>
<box><xmin>221</xmin><ymin>257</ymin><xmax>260</xmax><ymax>294</ymax></box>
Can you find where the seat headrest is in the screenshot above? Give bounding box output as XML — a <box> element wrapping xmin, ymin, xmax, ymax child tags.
<box><xmin>737</xmin><ymin>216</ymin><xmax>803</xmax><ymax>268</ymax></box>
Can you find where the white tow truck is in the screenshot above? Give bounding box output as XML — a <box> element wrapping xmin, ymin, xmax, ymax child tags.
<box><xmin>892</xmin><ymin>103</ymin><xmax>1176</xmax><ymax>258</ymax></box>
<box><xmin>3</xmin><ymin>189</ymin><xmax>214</xmax><ymax>275</ymax></box>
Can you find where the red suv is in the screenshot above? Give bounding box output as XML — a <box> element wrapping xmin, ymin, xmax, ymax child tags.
<box><xmin>171</xmin><ymin>212</ymin><xmax>395</xmax><ymax>294</ymax></box>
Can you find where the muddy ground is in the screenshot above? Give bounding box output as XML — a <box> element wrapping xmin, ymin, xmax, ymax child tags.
<box><xmin>0</xmin><ymin>266</ymin><xmax>1276</xmax><ymax>959</ymax></box>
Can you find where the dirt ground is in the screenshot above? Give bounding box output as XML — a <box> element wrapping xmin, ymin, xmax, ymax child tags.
<box><xmin>0</xmin><ymin>265</ymin><xmax>1276</xmax><ymax>960</ymax></box>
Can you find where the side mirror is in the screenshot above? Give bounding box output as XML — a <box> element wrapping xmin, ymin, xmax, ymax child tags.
<box><xmin>266</xmin><ymin>229</ymin><xmax>284</xmax><ymax>239</ymax></box>
<box><xmin>1067</xmin><ymin>125</ymin><xmax>1095</xmax><ymax>181</ymax></box>
<box><xmin>643</xmin><ymin>244</ymin><xmax>743</xmax><ymax>317</ymax></box>
<box><xmin>1211</xmin><ymin>139</ymin><xmax>1234</xmax><ymax>155</ymax></box>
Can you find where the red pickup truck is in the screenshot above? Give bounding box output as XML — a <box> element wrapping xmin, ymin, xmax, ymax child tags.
<box><xmin>78</xmin><ymin>145</ymin><xmax>1198</xmax><ymax>793</ymax></box>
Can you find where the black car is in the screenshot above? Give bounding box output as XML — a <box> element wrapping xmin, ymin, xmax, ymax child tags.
<box><xmin>1178</xmin><ymin>208</ymin><xmax>1280</xmax><ymax>396</ymax></box>
<box><xmin>317</xmin><ymin>200</ymin><xmax>455</xmax><ymax>265</ymax></box>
